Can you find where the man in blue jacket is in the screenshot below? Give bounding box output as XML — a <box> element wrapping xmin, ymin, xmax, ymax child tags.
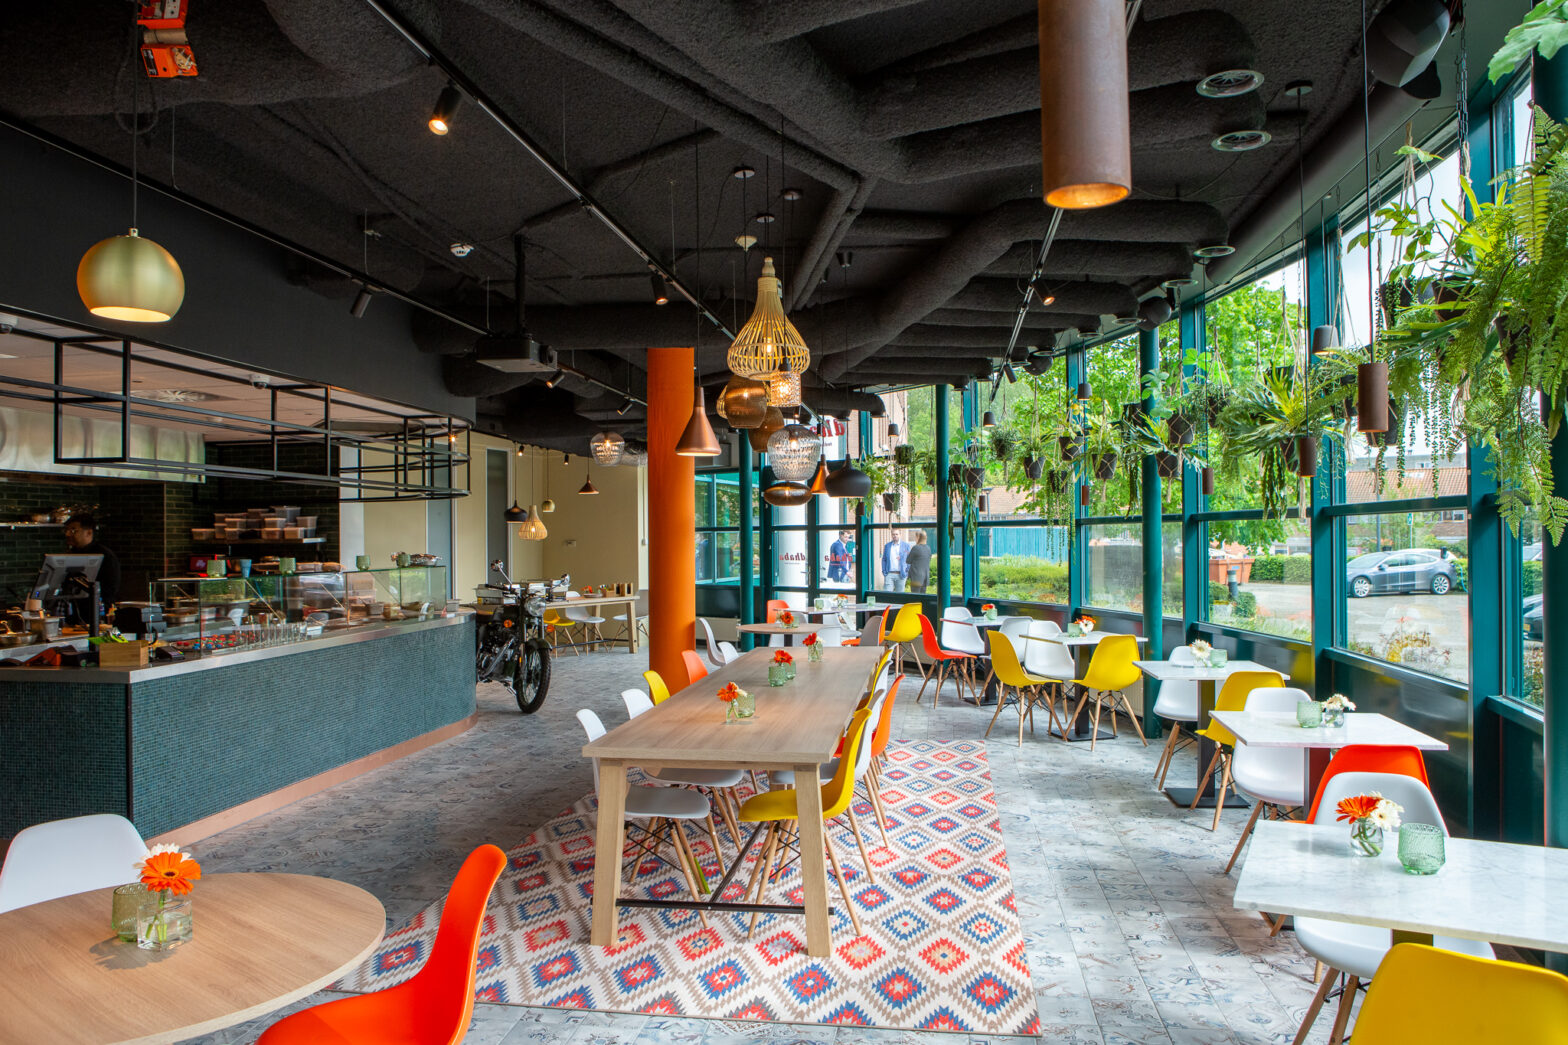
<box><xmin>881</xmin><ymin>529</ymin><xmax>910</xmax><ymax>591</ymax></box>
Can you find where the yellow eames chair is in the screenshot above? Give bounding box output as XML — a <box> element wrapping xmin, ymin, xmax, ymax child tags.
<box><xmin>737</xmin><ymin>707</ymin><xmax>875</xmax><ymax>940</ymax></box>
<box><xmin>885</xmin><ymin>602</ymin><xmax>924</xmax><ymax>677</ymax></box>
<box><xmin>1066</xmin><ymin>634</ymin><xmax>1147</xmax><ymax>752</ymax></box>
<box><xmin>1349</xmin><ymin>943</ymin><xmax>1568</xmax><ymax>1045</ymax></box>
<box><xmin>1189</xmin><ymin>669</ymin><xmax>1283</xmax><ymax>830</ymax></box>
<box><xmin>643</xmin><ymin>669</ymin><xmax>671</xmax><ymax>705</ymax></box>
<box><xmin>984</xmin><ymin>630</ymin><xmax>1061</xmax><ymax>744</ymax></box>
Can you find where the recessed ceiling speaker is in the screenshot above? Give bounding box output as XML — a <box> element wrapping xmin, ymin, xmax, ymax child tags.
<box><xmin>1366</xmin><ymin>0</ymin><xmax>1450</xmax><ymax>88</ymax></box>
<box><xmin>1196</xmin><ymin>69</ymin><xmax>1265</xmax><ymax>98</ymax></box>
<box><xmin>1212</xmin><ymin>129</ymin><xmax>1272</xmax><ymax>152</ymax></box>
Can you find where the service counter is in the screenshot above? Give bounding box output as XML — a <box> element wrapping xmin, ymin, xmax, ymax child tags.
<box><xmin>0</xmin><ymin>613</ymin><xmax>476</xmax><ymax>840</ymax></box>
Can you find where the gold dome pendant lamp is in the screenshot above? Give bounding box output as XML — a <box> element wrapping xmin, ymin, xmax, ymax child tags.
<box><xmin>78</xmin><ymin>13</ymin><xmax>184</xmax><ymax>322</ymax></box>
<box><xmin>1038</xmin><ymin>0</ymin><xmax>1131</xmax><ymax>210</ymax></box>
<box><xmin>747</xmin><ymin>405</ymin><xmax>786</xmax><ymax>453</ymax></box>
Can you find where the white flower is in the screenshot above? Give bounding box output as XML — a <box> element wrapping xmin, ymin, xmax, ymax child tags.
<box><xmin>1191</xmin><ymin>639</ymin><xmax>1211</xmax><ymax>656</ymax></box>
<box><xmin>1370</xmin><ymin>798</ymin><xmax>1403</xmax><ymax>832</ymax></box>
<box><xmin>1325</xmin><ymin>693</ymin><xmax>1356</xmax><ymax>711</ymax></box>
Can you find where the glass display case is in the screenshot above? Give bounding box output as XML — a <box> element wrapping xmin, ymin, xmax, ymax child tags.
<box><xmin>148</xmin><ymin>566</ymin><xmax>448</xmax><ymax>650</ymax></box>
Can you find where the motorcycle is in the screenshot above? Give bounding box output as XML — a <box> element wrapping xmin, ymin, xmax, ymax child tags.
<box><xmin>475</xmin><ymin>561</ymin><xmax>556</xmax><ymax>713</ymax></box>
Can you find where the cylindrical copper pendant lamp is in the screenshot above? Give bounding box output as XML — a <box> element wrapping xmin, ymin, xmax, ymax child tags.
<box><xmin>1039</xmin><ymin>0</ymin><xmax>1132</xmax><ymax>210</ymax></box>
<box><xmin>1357</xmin><ymin>361</ymin><xmax>1389</xmax><ymax>433</ymax></box>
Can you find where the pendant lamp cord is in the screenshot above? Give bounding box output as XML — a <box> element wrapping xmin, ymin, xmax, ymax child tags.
<box><xmin>129</xmin><ymin>8</ymin><xmax>139</xmax><ymax>229</ymax></box>
<box><xmin>1361</xmin><ymin>0</ymin><xmax>1374</xmax><ymax>361</ymax></box>
<box><xmin>694</xmin><ymin>121</ymin><xmax>702</xmax><ymax>383</ymax></box>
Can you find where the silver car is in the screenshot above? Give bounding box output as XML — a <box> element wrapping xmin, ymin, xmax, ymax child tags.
<box><xmin>1345</xmin><ymin>548</ymin><xmax>1460</xmax><ymax>598</ymax></box>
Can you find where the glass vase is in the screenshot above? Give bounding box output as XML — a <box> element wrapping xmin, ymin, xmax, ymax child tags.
<box><xmin>1397</xmin><ymin>822</ymin><xmax>1445</xmax><ymax>875</ymax></box>
<box><xmin>1348</xmin><ymin>818</ymin><xmax>1384</xmax><ymax>857</ymax></box>
<box><xmin>808</xmin><ymin>644</ymin><xmax>823</xmax><ymax>663</ymax></box>
<box><xmin>769</xmin><ymin>664</ymin><xmax>789</xmax><ymax>687</ymax></box>
<box><xmin>1295</xmin><ymin>701</ymin><xmax>1323</xmax><ymax>728</ymax></box>
<box><xmin>138</xmin><ymin>894</ymin><xmax>193</xmax><ymax>951</ymax></box>
<box><xmin>111</xmin><ymin>882</ymin><xmax>149</xmax><ymax>942</ymax></box>
<box><xmin>1323</xmin><ymin>706</ymin><xmax>1346</xmax><ymax>727</ymax></box>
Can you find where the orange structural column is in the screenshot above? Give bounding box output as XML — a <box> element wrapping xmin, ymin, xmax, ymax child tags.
<box><xmin>646</xmin><ymin>347</ymin><xmax>696</xmax><ymax>688</ymax></box>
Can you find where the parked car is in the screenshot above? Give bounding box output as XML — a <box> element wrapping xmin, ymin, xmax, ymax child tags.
<box><xmin>1523</xmin><ymin>594</ymin><xmax>1544</xmax><ymax>641</ymax></box>
<box><xmin>1344</xmin><ymin>548</ymin><xmax>1460</xmax><ymax>598</ymax></box>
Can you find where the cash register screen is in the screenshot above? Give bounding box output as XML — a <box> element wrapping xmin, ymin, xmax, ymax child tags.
<box><xmin>32</xmin><ymin>553</ymin><xmax>104</xmax><ymax>600</ymax></box>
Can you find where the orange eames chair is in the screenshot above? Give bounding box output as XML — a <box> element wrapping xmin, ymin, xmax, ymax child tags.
<box><xmin>915</xmin><ymin>614</ymin><xmax>973</xmax><ymax>706</ymax></box>
<box><xmin>765</xmin><ymin>599</ymin><xmax>790</xmax><ymax>622</ymax></box>
<box><xmin>1189</xmin><ymin>669</ymin><xmax>1284</xmax><ymax>830</ymax></box>
<box><xmin>257</xmin><ymin>844</ymin><xmax>507</xmax><ymax>1045</ymax></box>
<box><xmin>681</xmin><ymin>649</ymin><xmax>709</xmax><ymax>684</ymax></box>
<box><xmin>862</xmin><ymin>674</ymin><xmax>904</xmax><ymax>845</ymax></box>
<box><xmin>643</xmin><ymin>668</ymin><xmax>672</xmax><ymax>705</ymax></box>
<box><xmin>1065</xmin><ymin>634</ymin><xmax>1147</xmax><ymax>752</ymax></box>
<box><xmin>738</xmin><ymin>707</ymin><xmax>874</xmax><ymax>940</ymax></box>
<box><xmin>1306</xmin><ymin>744</ymin><xmax>1430</xmax><ymax>823</ymax></box>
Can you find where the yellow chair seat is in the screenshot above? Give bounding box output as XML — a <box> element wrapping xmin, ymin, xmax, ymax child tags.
<box><xmin>737</xmin><ymin>788</ymin><xmax>803</xmax><ymax>823</ymax></box>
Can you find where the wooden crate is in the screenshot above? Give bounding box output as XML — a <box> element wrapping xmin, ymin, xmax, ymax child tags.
<box><xmin>96</xmin><ymin>641</ymin><xmax>151</xmax><ymax>667</ymax></box>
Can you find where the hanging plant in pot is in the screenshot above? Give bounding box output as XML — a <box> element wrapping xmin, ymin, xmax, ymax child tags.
<box><xmin>1081</xmin><ymin>402</ymin><xmax>1123</xmax><ymax>482</ymax></box>
<box><xmin>1215</xmin><ymin>358</ymin><xmax>1353</xmax><ymax>518</ymax></box>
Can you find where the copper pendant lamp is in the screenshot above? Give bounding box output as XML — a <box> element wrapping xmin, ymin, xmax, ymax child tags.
<box><xmin>808</xmin><ymin>456</ymin><xmax>829</xmax><ymax>494</ymax></box>
<box><xmin>578</xmin><ymin>457</ymin><xmax>599</xmax><ymax>495</ymax></box>
<box><xmin>747</xmin><ymin>406</ymin><xmax>786</xmax><ymax>453</ymax></box>
<box><xmin>717</xmin><ymin>375</ymin><xmax>768</xmax><ymax>428</ymax></box>
<box><xmin>675</xmin><ymin>384</ymin><xmax>723</xmax><ymax>456</ymax></box>
<box><xmin>763</xmin><ymin>481</ymin><xmax>812</xmax><ymax>507</ymax></box>
<box><xmin>1038</xmin><ymin>0</ymin><xmax>1131</xmax><ymax>210</ymax></box>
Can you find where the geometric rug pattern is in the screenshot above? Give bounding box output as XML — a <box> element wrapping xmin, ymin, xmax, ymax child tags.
<box><xmin>337</xmin><ymin>739</ymin><xmax>1039</xmax><ymax>1035</ymax></box>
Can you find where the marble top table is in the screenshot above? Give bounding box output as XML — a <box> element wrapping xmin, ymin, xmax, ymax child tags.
<box><xmin>1133</xmin><ymin>659</ymin><xmax>1291</xmax><ymax>807</ymax></box>
<box><xmin>1211</xmin><ymin>710</ymin><xmax>1448</xmax><ymax>811</ymax></box>
<box><xmin>1234</xmin><ymin>821</ymin><xmax>1568</xmax><ymax>952</ymax></box>
<box><xmin>802</xmin><ymin>603</ymin><xmax>886</xmax><ymax>618</ymax></box>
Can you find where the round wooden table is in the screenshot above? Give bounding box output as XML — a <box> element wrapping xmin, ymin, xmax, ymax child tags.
<box><xmin>0</xmin><ymin>872</ymin><xmax>385</xmax><ymax>1045</ymax></box>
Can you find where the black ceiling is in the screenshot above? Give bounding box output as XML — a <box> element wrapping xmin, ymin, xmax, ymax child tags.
<box><xmin>1</xmin><ymin>0</ymin><xmax>1421</xmax><ymax>446</ymax></box>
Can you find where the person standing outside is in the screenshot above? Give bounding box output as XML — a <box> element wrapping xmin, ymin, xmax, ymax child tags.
<box><xmin>828</xmin><ymin>529</ymin><xmax>850</xmax><ymax>583</ymax></box>
<box><xmin>881</xmin><ymin>529</ymin><xmax>910</xmax><ymax>591</ymax></box>
<box><xmin>904</xmin><ymin>531</ymin><xmax>933</xmax><ymax>593</ymax></box>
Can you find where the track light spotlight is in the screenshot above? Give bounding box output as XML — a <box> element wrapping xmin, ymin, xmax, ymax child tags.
<box><xmin>545</xmin><ymin>369</ymin><xmax>565</xmax><ymax>389</ymax></box>
<box><xmin>350</xmin><ymin>287</ymin><xmax>374</xmax><ymax>318</ymax></box>
<box><xmin>650</xmin><ymin>272</ymin><xmax>669</xmax><ymax>306</ymax></box>
<box><xmin>428</xmin><ymin>84</ymin><xmax>462</xmax><ymax>135</ymax></box>
<box><xmin>617</xmin><ymin>398</ymin><xmax>633</xmax><ymax>416</ymax></box>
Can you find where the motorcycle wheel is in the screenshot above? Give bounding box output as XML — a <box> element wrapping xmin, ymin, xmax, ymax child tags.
<box><xmin>513</xmin><ymin>642</ymin><xmax>551</xmax><ymax>713</ymax></box>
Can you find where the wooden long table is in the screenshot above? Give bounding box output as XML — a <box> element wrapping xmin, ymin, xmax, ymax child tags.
<box><xmin>583</xmin><ymin>645</ymin><xmax>882</xmax><ymax>957</ymax></box>
<box><xmin>0</xmin><ymin>872</ymin><xmax>384</xmax><ymax>1045</ymax></box>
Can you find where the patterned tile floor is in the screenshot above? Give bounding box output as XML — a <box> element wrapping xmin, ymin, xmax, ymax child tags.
<box><xmin>184</xmin><ymin>649</ymin><xmax>1343</xmax><ymax>1045</ymax></box>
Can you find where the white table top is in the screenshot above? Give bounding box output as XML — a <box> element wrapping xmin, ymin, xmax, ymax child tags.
<box><xmin>802</xmin><ymin>603</ymin><xmax>885</xmax><ymax>616</ymax></box>
<box><xmin>1043</xmin><ymin>630</ymin><xmax>1148</xmax><ymax>646</ymax></box>
<box><xmin>1234</xmin><ymin>821</ymin><xmax>1568</xmax><ymax>952</ymax></box>
<box><xmin>1210</xmin><ymin>710</ymin><xmax>1448</xmax><ymax>751</ymax></box>
<box><xmin>1133</xmin><ymin>658</ymin><xmax>1288</xmax><ymax>681</ymax></box>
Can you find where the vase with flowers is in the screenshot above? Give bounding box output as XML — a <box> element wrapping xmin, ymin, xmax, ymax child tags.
<box><xmin>1068</xmin><ymin>614</ymin><xmax>1097</xmax><ymax>639</ymax></box>
<box><xmin>1323</xmin><ymin>692</ymin><xmax>1355</xmax><ymax>727</ymax></box>
<box><xmin>803</xmin><ymin>631</ymin><xmax>822</xmax><ymax>663</ymax></box>
<box><xmin>718</xmin><ymin>681</ymin><xmax>753</xmax><ymax>723</ymax></box>
<box><xmin>777</xmin><ymin>610</ymin><xmax>796</xmax><ymax>630</ymax></box>
<box><xmin>981</xmin><ymin>603</ymin><xmax>997</xmax><ymax>621</ymax></box>
<box><xmin>770</xmin><ymin>648</ymin><xmax>795</xmax><ymax>685</ymax></box>
<box><xmin>134</xmin><ymin>843</ymin><xmax>202</xmax><ymax>951</ymax></box>
<box><xmin>1190</xmin><ymin>638</ymin><xmax>1213</xmax><ymax>667</ymax></box>
<box><xmin>1336</xmin><ymin>792</ymin><xmax>1403</xmax><ymax>857</ymax></box>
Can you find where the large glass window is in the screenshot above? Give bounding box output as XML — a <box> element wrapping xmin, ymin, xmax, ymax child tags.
<box><xmin>1208</xmin><ymin>516</ymin><xmax>1312</xmax><ymax>640</ymax></box>
<box><xmin>695</xmin><ymin>471</ymin><xmax>751</xmax><ymax>583</ymax></box>
<box><xmin>1340</xmin><ymin>511</ymin><xmax>1469</xmax><ymax>684</ymax></box>
<box><xmin>976</xmin><ymin>524</ymin><xmax>1070</xmax><ymax>605</ymax></box>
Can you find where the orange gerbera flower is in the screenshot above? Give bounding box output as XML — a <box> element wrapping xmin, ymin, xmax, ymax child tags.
<box><xmin>137</xmin><ymin>847</ymin><xmax>203</xmax><ymax>895</ymax></box>
<box><xmin>773</xmin><ymin>649</ymin><xmax>793</xmax><ymax>664</ymax></box>
<box><xmin>803</xmin><ymin>632</ymin><xmax>819</xmax><ymax>646</ymax></box>
<box><xmin>717</xmin><ymin>682</ymin><xmax>741</xmax><ymax>703</ymax></box>
<box><xmin>1335</xmin><ymin>794</ymin><xmax>1382</xmax><ymax>823</ymax></box>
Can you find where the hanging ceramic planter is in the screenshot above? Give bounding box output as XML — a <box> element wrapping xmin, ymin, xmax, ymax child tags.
<box><xmin>1356</xmin><ymin>360</ymin><xmax>1389</xmax><ymax>433</ymax></box>
<box><xmin>1058</xmin><ymin>435</ymin><xmax>1081</xmax><ymax>462</ymax></box>
<box><xmin>1048</xmin><ymin>469</ymin><xmax>1070</xmax><ymax>494</ymax></box>
<box><xmin>1156</xmin><ymin>451</ymin><xmax>1181</xmax><ymax>480</ymax></box>
<box><xmin>1201</xmin><ymin>467</ymin><xmax>1216</xmax><ymax>495</ymax></box>
<box><xmin>881</xmin><ymin>491</ymin><xmax>901</xmax><ymax>513</ymax></box>
<box><xmin>1168</xmin><ymin>413</ymin><xmax>1194</xmax><ymax>446</ymax></box>
<box><xmin>1292</xmin><ymin>436</ymin><xmax>1318</xmax><ymax>478</ymax></box>
<box><xmin>1092</xmin><ymin>452</ymin><xmax>1118</xmax><ymax>481</ymax></box>
<box><xmin>1023</xmin><ymin>456</ymin><xmax>1045</xmax><ymax>481</ymax></box>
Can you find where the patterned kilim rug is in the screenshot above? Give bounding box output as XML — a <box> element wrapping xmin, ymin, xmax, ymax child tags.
<box><xmin>338</xmin><ymin>739</ymin><xmax>1039</xmax><ymax>1035</ymax></box>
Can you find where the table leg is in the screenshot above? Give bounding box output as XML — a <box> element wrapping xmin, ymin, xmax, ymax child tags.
<box><xmin>1164</xmin><ymin>679</ymin><xmax>1246</xmax><ymax>809</ymax></box>
<box><xmin>1391</xmin><ymin>929</ymin><xmax>1435</xmax><ymax>946</ymax></box>
<box><xmin>1305</xmin><ymin>747</ymin><xmax>1331</xmax><ymax>812</ymax></box>
<box><xmin>590</xmin><ymin>761</ymin><xmax>629</xmax><ymax>946</ymax></box>
<box><xmin>1050</xmin><ymin>645</ymin><xmax>1114</xmax><ymax>742</ymax></box>
<box><xmin>792</xmin><ymin>762</ymin><xmax>833</xmax><ymax>957</ymax></box>
<box><xmin>624</xmin><ymin>599</ymin><xmax>637</xmax><ymax>654</ymax></box>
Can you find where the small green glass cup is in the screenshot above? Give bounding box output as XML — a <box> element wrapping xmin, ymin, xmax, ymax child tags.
<box><xmin>1295</xmin><ymin>701</ymin><xmax>1323</xmax><ymax>728</ymax></box>
<box><xmin>1398</xmin><ymin>822</ymin><xmax>1446</xmax><ymax>875</ymax></box>
<box><xmin>111</xmin><ymin>882</ymin><xmax>149</xmax><ymax>942</ymax></box>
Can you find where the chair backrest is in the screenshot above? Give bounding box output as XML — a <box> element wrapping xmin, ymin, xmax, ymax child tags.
<box><xmin>887</xmin><ymin>603</ymin><xmax>922</xmax><ymax>643</ymax></box>
<box><xmin>999</xmin><ymin>616</ymin><xmax>1030</xmax><ymax>643</ymax></box>
<box><xmin>1231</xmin><ymin>686</ymin><xmax>1312</xmax><ymax>793</ymax></box>
<box><xmin>870</xmin><ymin>674</ymin><xmax>904</xmax><ymax>759</ymax></box>
<box><xmin>698</xmin><ymin>617</ymin><xmax>725</xmax><ymax>667</ymax></box>
<box><xmin>918</xmin><ymin>614</ymin><xmax>945</xmax><ymax>657</ymax></box>
<box><xmin>541</xmin><ymin>608</ymin><xmax>571</xmax><ymax>627</ymax></box>
<box><xmin>820</xmin><ymin>708</ymin><xmax>875</xmax><ymax>820</ymax></box>
<box><xmin>1080</xmin><ymin>634</ymin><xmax>1143</xmax><ymax>691</ymax></box>
<box><xmin>642</xmin><ymin>669</ymin><xmax>671</xmax><ymax>704</ymax></box>
<box><xmin>1023</xmin><ymin>620</ymin><xmax>1076</xmax><ymax>679</ymax></box>
<box><xmin>867</xmin><ymin>646</ymin><xmax>894</xmax><ymax>698</ymax></box>
<box><xmin>1348</xmin><ymin>943</ymin><xmax>1568</xmax><ymax>1045</ymax></box>
<box><xmin>765</xmin><ymin>599</ymin><xmax>790</xmax><ymax>622</ymax></box>
<box><xmin>859</xmin><ymin>616</ymin><xmax>884</xmax><ymax>646</ymax></box>
<box><xmin>986</xmin><ymin>629</ymin><xmax>1038</xmax><ymax>687</ymax></box>
<box><xmin>681</xmin><ymin>649</ymin><xmax>709</xmax><ymax>684</ymax></box>
<box><xmin>854</xmin><ymin>685</ymin><xmax>893</xmax><ymax>778</ymax></box>
<box><xmin>1204</xmin><ymin>670</ymin><xmax>1285</xmax><ymax>748</ymax></box>
<box><xmin>816</xmin><ymin>624</ymin><xmax>842</xmax><ymax>647</ymax></box>
<box><xmin>0</xmin><ymin>813</ymin><xmax>148</xmax><ymax>913</ymax></box>
<box><xmin>404</xmin><ymin>844</ymin><xmax>508</xmax><ymax>1041</ymax></box>
<box><xmin>1245</xmin><ymin>685</ymin><xmax>1308</xmax><ymax>712</ymax></box>
<box><xmin>1306</xmin><ymin>744</ymin><xmax>1431</xmax><ymax>822</ymax></box>
<box><xmin>1169</xmin><ymin>644</ymin><xmax>1196</xmax><ymax>665</ymax></box>
<box><xmin>718</xmin><ymin>640</ymin><xmax>741</xmax><ymax>663</ymax></box>
<box><xmin>576</xmin><ymin>708</ymin><xmax>607</xmax><ymax>791</ymax></box>
<box><xmin>620</xmin><ymin>688</ymin><xmax>654</xmax><ymax>719</ymax></box>
<box><xmin>940</xmin><ymin>609</ymin><xmax>985</xmax><ymax>655</ymax></box>
<box><xmin>1312</xmin><ymin>771</ymin><xmax>1446</xmax><ymax>831</ymax></box>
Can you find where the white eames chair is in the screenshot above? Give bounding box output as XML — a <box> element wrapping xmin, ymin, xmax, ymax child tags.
<box><xmin>1151</xmin><ymin>645</ymin><xmax>1201</xmax><ymax>788</ymax></box>
<box><xmin>0</xmin><ymin>813</ymin><xmax>148</xmax><ymax>913</ymax></box>
<box><xmin>1224</xmin><ymin>686</ymin><xmax>1310</xmax><ymax>873</ymax></box>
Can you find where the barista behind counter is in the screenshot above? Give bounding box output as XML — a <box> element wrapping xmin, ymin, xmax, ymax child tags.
<box><xmin>61</xmin><ymin>513</ymin><xmax>120</xmax><ymax>620</ymax></box>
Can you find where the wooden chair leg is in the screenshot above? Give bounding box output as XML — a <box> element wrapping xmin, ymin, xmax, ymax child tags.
<box><xmin>824</xmin><ymin>832</ymin><xmax>863</xmax><ymax>938</ymax></box>
<box><xmin>745</xmin><ymin>823</ymin><xmax>780</xmax><ymax>939</ymax></box>
<box><xmin>1225</xmin><ymin>798</ymin><xmax>1268</xmax><ymax>873</ymax></box>
<box><xmin>1089</xmin><ymin>692</ymin><xmax>1104</xmax><ymax>752</ymax></box>
<box><xmin>866</xmin><ymin>780</ymin><xmax>892</xmax><ymax>848</ymax></box>
<box><xmin>845</xmin><ymin>803</ymin><xmax>877</xmax><ymax>884</ymax></box>
<box><xmin>1210</xmin><ymin>756</ymin><xmax>1233</xmax><ymax>831</ymax></box>
<box><xmin>1314</xmin><ymin>960</ymin><xmax>1326</xmax><ymax>984</ymax></box>
<box><xmin>1326</xmin><ymin>974</ymin><xmax>1360</xmax><ymax>1045</ymax></box>
<box><xmin>1191</xmin><ymin>749</ymin><xmax>1222</xmax><ymax>810</ymax></box>
<box><xmin>670</xmin><ymin>822</ymin><xmax>710</xmax><ymax>927</ymax></box>
<box><xmin>1291</xmin><ymin>969</ymin><xmax>1339</xmax><ymax>1045</ymax></box>
<box><xmin>984</xmin><ymin>687</ymin><xmax>1012</xmax><ymax>738</ymax></box>
<box><xmin>1153</xmin><ymin>725</ymin><xmax>1177</xmax><ymax>784</ymax></box>
<box><xmin>1118</xmin><ymin>693</ymin><xmax>1148</xmax><ymax>746</ymax></box>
